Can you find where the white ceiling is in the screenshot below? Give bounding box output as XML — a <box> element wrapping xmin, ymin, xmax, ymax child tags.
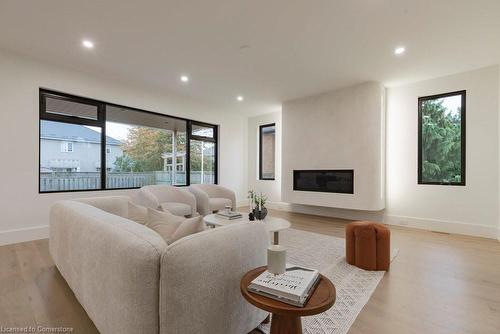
<box><xmin>1</xmin><ymin>0</ymin><xmax>500</xmax><ymax>115</ymax></box>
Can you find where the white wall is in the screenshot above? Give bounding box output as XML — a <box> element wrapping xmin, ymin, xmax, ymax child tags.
<box><xmin>246</xmin><ymin>112</ymin><xmax>282</xmax><ymax>205</ymax></box>
<box><xmin>386</xmin><ymin>66</ymin><xmax>500</xmax><ymax>238</ymax></box>
<box><xmin>0</xmin><ymin>50</ymin><xmax>248</xmax><ymax>245</ymax></box>
<box><xmin>247</xmin><ymin>67</ymin><xmax>500</xmax><ymax>239</ymax></box>
<box><xmin>281</xmin><ymin>82</ymin><xmax>385</xmax><ymax>211</ymax></box>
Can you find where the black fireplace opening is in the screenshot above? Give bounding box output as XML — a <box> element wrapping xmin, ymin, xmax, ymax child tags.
<box><xmin>293</xmin><ymin>170</ymin><xmax>354</xmax><ymax>194</ymax></box>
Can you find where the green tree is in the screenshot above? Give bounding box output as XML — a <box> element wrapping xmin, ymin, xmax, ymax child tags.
<box><xmin>113</xmin><ymin>154</ymin><xmax>136</xmax><ymax>172</ymax></box>
<box><xmin>189</xmin><ymin>140</ymin><xmax>214</xmax><ymax>172</ymax></box>
<box><xmin>421</xmin><ymin>99</ymin><xmax>462</xmax><ymax>183</ymax></box>
<box><xmin>114</xmin><ymin>127</ymin><xmax>186</xmax><ymax>172</ymax></box>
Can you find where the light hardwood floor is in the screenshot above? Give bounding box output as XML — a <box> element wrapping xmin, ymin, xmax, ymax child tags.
<box><xmin>1</xmin><ymin>209</ymin><xmax>499</xmax><ymax>334</ymax></box>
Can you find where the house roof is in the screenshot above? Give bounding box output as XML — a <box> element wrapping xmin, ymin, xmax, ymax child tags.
<box><xmin>41</xmin><ymin>121</ymin><xmax>121</xmax><ymax>145</ymax></box>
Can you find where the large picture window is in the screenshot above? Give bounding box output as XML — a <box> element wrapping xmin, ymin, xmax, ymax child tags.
<box><xmin>418</xmin><ymin>90</ymin><xmax>465</xmax><ymax>185</ymax></box>
<box><xmin>39</xmin><ymin>89</ymin><xmax>218</xmax><ymax>193</ymax></box>
<box><xmin>259</xmin><ymin>123</ymin><xmax>276</xmax><ymax>180</ymax></box>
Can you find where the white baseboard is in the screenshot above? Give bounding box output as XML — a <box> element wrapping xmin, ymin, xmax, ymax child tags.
<box><xmin>263</xmin><ymin>201</ymin><xmax>498</xmax><ymax>240</ymax></box>
<box><xmin>0</xmin><ymin>225</ymin><xmax>49</xmax><ymax>246</ymax></box>
<box><xmin>384</xmin><ymin>215</ymin><xmax>497</xmax><ymax>239</ymax></box>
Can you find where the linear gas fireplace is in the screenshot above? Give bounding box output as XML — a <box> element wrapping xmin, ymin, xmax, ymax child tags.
<box><xmin>293</xmin><ymin>170</ymin><xmax>354</xmax><ymax>194</ymax></box>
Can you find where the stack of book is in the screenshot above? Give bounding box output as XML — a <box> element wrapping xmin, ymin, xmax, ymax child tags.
<box><xmin>216</xmin><ymin>211</ymin><xmax>243</xmax><ymax>220</ymax></box>
<box><xmin>248</xmin><ymin>264</ymin><xmax>320</xmax><ymax>307</ymax></box>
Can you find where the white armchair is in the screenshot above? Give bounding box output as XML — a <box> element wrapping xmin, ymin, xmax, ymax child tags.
<box><xmin>188</xmin><ymin>184</ymin><xmax>236</xmax><ymax>216</ymax></box>
<box><xmin>138</xmin><ymin>185</ymin><xmax>197</xmax><ymax>217</ymax></box>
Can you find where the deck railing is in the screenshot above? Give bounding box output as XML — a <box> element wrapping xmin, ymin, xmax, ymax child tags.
<box><xmin>40</xmin><ymin>171</ymin><xmax>215</xmax><ymax>192</ymax></box>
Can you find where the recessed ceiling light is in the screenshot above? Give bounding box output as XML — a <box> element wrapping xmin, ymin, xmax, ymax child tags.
<box><xmin>82</xmin><ymin>40</ymin><xmax>94</xmax><ymax>49</ymax></box>
<box><xmin>237</xmin><ymin>96</ymin><xmax>244</xmax><ymax>101</ymax></box>
<box><xmin>394</xmin><ymin>46</ymin><xmax>406</xmax><ymax>55</ymax></box>
<box><xmin>180</xmin><ymin>75</ymin><xmax>189</xmax><ymax>83</ymax></box>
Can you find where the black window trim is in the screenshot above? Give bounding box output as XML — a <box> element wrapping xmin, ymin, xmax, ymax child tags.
<box><xmin>39</xmin><ymin>88</ymin><xmax>219</xmax><ymax>193</ymax></box>
<box><xmin>417</xmin><ymin>90</ymin><xmax>466</xmax><ymax>186</ymax></box>
<box><xmin>188</xmin><ymin>120</ymin><xmax>218</xmax><ymax>185</ymax></box>
<box><xmin>259</xmin><ymin>123</ymin><xmax>276</xmax><ymax>181</ymax></box>
<box><xmin>190</xmin><ymin>121</ymin><xmax>217</xmax><ymax>142</ymax></box>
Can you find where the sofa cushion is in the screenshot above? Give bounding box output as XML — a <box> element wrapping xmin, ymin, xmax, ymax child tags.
<box><xmin>160</xmin><ymin>202</ymin><xmax>192</xmax><ymax>217</ymax></box>
<box><xmin>128</xmin><ymin>202</ymin><xmax>148</xmax><ymax>225</ymax></box>
<box><xmin>146</xmin><ymin>208</ymin><xmax>205</xmax><ymax>244</ymax></box>
<box><xmin>209</xmin><ymin>198</ymin><xmax>232</xmax><ymax>212</ymax></box>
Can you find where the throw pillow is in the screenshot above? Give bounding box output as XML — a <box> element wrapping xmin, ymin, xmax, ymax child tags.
<box><xmin>146</xmin><ymin>208</ymin><xmax>205</xmax><ymax>244</ymax></box>
<box><xmin>170</xmin><ymin>215</ymin><xmax>206</xmax><ymax>243</ymax></box>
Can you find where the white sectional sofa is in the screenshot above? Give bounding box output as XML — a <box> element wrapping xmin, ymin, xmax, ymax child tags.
<box><xmin>49</xmin><ymin>196</ymin><xmax>268</xmax><ymax>334</ymax></box>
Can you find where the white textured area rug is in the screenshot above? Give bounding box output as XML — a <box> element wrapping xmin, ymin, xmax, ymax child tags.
<box><xmin>258</xmin><ymin>228</ymin><xmax>397</xmax><ymax>334</ymax></box>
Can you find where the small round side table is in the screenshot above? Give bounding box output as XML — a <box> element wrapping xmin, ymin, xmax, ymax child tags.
<box><xmin>240</xmin><ymin>266</ymin><xmax>336</xmax><ymax>334</ymax></box>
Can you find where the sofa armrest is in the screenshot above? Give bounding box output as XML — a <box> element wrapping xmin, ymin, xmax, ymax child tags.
<box><xmin>159</xmin><ymin>222</ymin><xmax>269</xmax><ymax>334</ymax></box>
<box><xmin>188</xmin><ymin>186</ymin><xmax>210</xmax><ymax>216</ymax></box>
<box><xmin>50</xmin><ymin>201</ymin><xmax>167</xmax><ymax>334</ymax></box>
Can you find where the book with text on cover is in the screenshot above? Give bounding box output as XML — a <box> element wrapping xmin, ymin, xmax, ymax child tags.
<box><xmin>248</xmin><ymin>264</ymin><xmax>320</xmax><ymax>307</ymax></box>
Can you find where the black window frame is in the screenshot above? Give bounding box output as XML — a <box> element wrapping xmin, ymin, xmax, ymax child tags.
<box><xmin>418</xmin><ymin>90</ymin><xmax>466</xmax><ymax>186</ymax></box>
<box><xmin>188</xmin><ymin>120</ymin><xmax>219</xmax><ymax>185</ymax></box>
<box><xmin>259</xmin><ymin>123</ymin><xmax>276</xmax><ymax>181</ymax></box>
<box><xmin>39</xmin><ymin>88</ymin><xmax>219</xmax><ymax>193</ymax></box>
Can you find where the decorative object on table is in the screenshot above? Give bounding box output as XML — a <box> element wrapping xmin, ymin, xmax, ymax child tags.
<box><xmin>248</xmin><ymin>263</ymin><xmax>320</xmax><ymax>307</ymax></box>
<box><xmin>267</xmin><ymin>245</ymin><xmax>287</xmax><ymax>275</ymax></box>
<box><xmin>241</xmin><ymin>265</ymin><xmax>335</xmax><ymax>334</ymax></box>
<box><xmin>248</xmin><ymin>190</ymin><xmax>268</xmax><ymax>220</ymax></box>
<box><xmin>216</xmin><ymin>210</ymin><xmax>243</xmax><ymax>220</ymax></box>
<box><xmin>248</xmin><ymin>190</ymin><xmax>256</xmax><ymax>221</ymax></box>
<box><xmin>345</xmin><ymin>221</ymin><xmax>391</xmax><ymax>271</ymax></box>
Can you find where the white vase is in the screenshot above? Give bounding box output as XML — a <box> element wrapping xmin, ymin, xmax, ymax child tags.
<box><xmin>267</xmin><ymin>245</ymin><xmax>286</xmax><ymax>275</ymax></box>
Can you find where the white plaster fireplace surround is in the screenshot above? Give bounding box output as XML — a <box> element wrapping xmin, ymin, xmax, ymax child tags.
<box><xmin>281</xmin><ymin>82</ymin><xmax>385</xmax><ymax>211</ymax></box>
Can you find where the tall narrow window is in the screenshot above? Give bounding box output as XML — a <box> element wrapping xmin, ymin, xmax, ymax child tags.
<box><xmin>418</xmin><ymin>91</ymin><xmax>466</xmax><ymax>185</ymax></box>
<box><xmin>259</xmin><ymin>123</ymin><xmax>276</xmax><ymax>180</ymax></box>
<box><xmin>189</xmin><ymin>122</ymin><xmax>217</xmax><ymax>184</ymax></box>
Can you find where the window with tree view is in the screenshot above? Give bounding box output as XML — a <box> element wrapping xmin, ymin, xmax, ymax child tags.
<box><xmin>189</xmin><ymin>122</ymin><xmax>217</xmax><ymax>184</ymax></box>
<box><xmin>418</xmin><ymin>91</ymin><xmax>465</xmax><ymax>185</ymax></box>
<box><xmin>39</xmin><ymin>90</ymin><xmax>218</xmax><ymax>193</ymax></box>
<box><xmin>105</xmin><ymin>106</ymin><xmax>188</xmax><ymax>188</ymax></box>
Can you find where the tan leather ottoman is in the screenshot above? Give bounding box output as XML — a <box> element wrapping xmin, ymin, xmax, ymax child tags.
<box><xmin>346</xmin><ymin>221</ymin><xmax>390</xmax><ymax>271</ymax></box>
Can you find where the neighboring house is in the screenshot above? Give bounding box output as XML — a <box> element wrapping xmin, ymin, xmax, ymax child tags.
<box><xmin>40</xmin><ymin>121</ymin><xmax>122</xmax><ymax>173</ymax></box>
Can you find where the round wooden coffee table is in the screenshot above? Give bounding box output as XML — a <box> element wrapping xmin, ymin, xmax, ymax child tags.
<box><xmin>240</xmin><ymin>266</ymin><xmax>336</xmax><ymax>334</ymax></box>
